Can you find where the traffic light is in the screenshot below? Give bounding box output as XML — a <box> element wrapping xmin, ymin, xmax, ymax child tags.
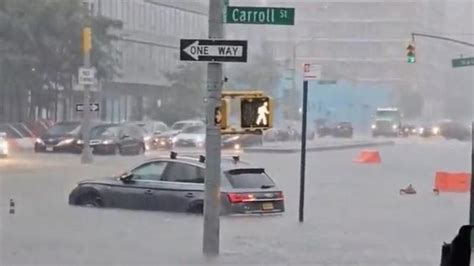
<box><xmin>215</xmin><ymin>98</ymin><xmax>229</xmax><ymax>130</ymax></box>
<box><xmin>240</xmin><ymin>96</ymin><xmax>273</xmax><ymax>129</ymax></box>
<box><xmin>406</xmin><ymin>43</ymin><xmax>416</xmax><ymax>63</ymax></box>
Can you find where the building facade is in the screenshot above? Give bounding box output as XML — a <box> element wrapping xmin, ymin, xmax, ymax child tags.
<box><xmin>77</xmin><ymin>0</ymin><xmax>208</xmax><ymax>122</ymax></box>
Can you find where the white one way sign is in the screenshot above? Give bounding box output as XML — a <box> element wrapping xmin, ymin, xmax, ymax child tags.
<box><xmin>180</xmin><ymin>39</ymin><xmax>247</xmax><ymax>62</ymax></box>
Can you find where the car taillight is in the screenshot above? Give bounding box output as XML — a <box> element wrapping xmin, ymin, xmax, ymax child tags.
<box><xmin>227</xmin><ymin>193</ymin><xmax>256</xmax><ymax>203</ymax></box>
<box><xmin>275</xmin><ymin>191</ymin><xmax>284</xmax><ymax>199</ymax></box>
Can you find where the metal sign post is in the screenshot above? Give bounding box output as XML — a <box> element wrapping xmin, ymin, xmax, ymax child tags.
<box><xmin>80</xmin><ymin>26</ymin><xmax>93</xmax><ymax>164</ymax></box>
<box><xmin>470</xmin><ymin>121</ymin><xmax>474</xmax><ymax>224</ymax></box>
<box><xmin>299</xmin><ymin>63</ymin><xmax>322</xmax><ymax>222</ymax></box>
<box><xmin>203</xmin><ymin>0</ymin><xmax>224</xmax><ymax>256</ymax></box>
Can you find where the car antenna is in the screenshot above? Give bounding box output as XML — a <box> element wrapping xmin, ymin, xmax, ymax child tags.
<box><xmin>199</xmin><ymin>155</ymin><xmax>206</xmax><ymax>163</ymax></box>
<box><xmin>170</xmin><ymin>151</ymin><xmax>177</xmax><ymax>159</ymax></box>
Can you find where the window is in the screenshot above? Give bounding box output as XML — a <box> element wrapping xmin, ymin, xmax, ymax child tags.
<box><xmin>162</xmin><ymin>163</ymin><xmax>205</xmax><ymax>183</ymax></box>
<box><xmin>132</xmin><ymin>161</ymin><xmax>168</xmax><ymax>181</ymax></box>
<box><xmin>225</xmin><ymin>169</ymin><xmax>275</xmax><ymax>189</ymax></box>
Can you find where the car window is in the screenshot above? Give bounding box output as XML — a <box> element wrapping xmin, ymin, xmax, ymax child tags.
<box><xmin>46</xmin><ymin>123</ymin><xmax>80</xmax><ymax>135</ymax></box>
<box><xmin>156</xmin><ymin>123</ymin><xmax>168</xmax><ymax>132</ymax></box>
<box><xmin>161</xmin><ymin>162</ymin><xmax>204</xmax><ymax>183</ymax></box>
<box><xmin>132</xmin><ymin>162</ymin><xmax>168</xmax><ymax>181</ymax></box>
<box><xmin>225</xmin><ymin>169</ymin><xmax>275</xmax><ymax>189</ymax></box>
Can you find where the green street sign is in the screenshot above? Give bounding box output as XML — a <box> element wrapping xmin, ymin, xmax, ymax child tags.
<box><xmin>452</xmin><ymin>57</ymin><xmax>474</xmax><ymax>68</ymax></box>
<box><xmin>226</xmin><ymin>6</ymin><xmax>295</xmax><ymax>25</ymax></box>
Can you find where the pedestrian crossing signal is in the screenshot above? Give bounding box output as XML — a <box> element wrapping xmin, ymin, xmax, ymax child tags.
<box><xmin>215</xmin><ymin>99</ymin><xmax>229</xmax><ymax>130</ymax></box>
<box><xmin>240</xmin><ymin>96</ymin><xmax>273</xmax><ymax>130</ymax></box>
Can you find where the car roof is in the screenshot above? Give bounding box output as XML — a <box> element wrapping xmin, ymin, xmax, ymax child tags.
<box><xmin>138</xmin><ymin>155</ymin><xmax>254</xmax><ymax>171</ymax></box>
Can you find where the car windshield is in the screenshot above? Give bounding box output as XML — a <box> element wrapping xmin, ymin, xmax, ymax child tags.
<box><xmin>171</xmin><ymin>122</ymin><xmax>188</xmax><ymax>130</ymax></box>
<box><xmin>46</xmin><ymin>123</ymin><xmax>80</xmax><ymax>135</ymax></box>
<box><xmin>182</xmin><ymin>125</ymin><xmax>204</xmax><ymax>134</ymax></box>
<box><xmin>90</xmin><ymin>126</ymin><xmax>119</xmax><ymax>138</ymax></box>
<box><xmin>225</xmin><ymin>169</ymin><xmax>275</xmax><ymax>189</ymax></box>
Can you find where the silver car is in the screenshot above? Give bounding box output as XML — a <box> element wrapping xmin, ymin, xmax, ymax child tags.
<box><xmin>69</xmin><ymin>154</ymin><xmax>285</xmax><ymax>215</ymax></box>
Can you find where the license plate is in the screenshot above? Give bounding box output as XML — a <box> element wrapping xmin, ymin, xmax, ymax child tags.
<box><xmin>262</xmin><ymin>202</ymin><xmax>274</xmax><ymax>210</ymax></box>
<box><xmin>46</xmin><ymin>147</ymin><xmax>54</xmax><ymax>152</ymax></box>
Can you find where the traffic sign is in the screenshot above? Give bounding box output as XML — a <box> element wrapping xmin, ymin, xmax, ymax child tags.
<box><xmin>452</xmin><ymin>57</ymin><xmax>474</xmax><ymax>68</ymax></box>
<box><xmin>78</xmin><ymin>67</ymin><xmax>96</xmax><ymax>85</ymax></box>
<box><xmin>303</xmin><ymin>63</ymin><xmax>322</xmax><ymax>81</ymax></box>
<box><xmin>226</xmin><ymin>6</ymin><xmax>295</xmax><ymax>25</ymax></box>
<box><xmin>240</xmin><ymin>96</ymin><xmax>273</xmax><ymax>129</ymax></box>
<box><xmin>180</xmin><ymin>39</ymin><xmax>248</xmax><ymax>62</ymax></box>
<box><xmin>76</xmin><ymin>103</ymin><xmax>100</xmax><ymax>112</ymax></box>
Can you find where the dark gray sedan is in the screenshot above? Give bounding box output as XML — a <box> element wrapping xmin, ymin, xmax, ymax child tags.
<box><xmin>68</xmin><ymin>154</ymin><xmax>284</xmax><ymax>215</ymax></box>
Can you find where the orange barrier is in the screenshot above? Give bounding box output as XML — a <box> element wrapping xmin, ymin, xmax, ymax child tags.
<box><xmin>434</xmin><ymin>172</ymin><xmax>471</xmax><ymax>193</ymax></box>
<box><xmin>353</xmin><ymin>149</ymin><xmax>381</xmax><ymax>164</ymax></box>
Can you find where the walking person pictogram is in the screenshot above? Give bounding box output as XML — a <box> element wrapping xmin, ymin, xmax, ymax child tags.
<box><xmin>256</xmin><ymin>102</ymin><xmax>269</xmax><ymax>126</ymax></box>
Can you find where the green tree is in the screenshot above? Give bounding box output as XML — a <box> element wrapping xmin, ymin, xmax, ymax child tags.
<box><xmin>151</xmin><ymin>64</ymin><xmax>206</xmax><ymax>125</ymax></box>
<box><xmin>0</xmin><ymin>0</ymin><xmax>121</xmax><ymax>122</ymax></box>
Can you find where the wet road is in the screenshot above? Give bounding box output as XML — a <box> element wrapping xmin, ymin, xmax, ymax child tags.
<box><xmin>0</xmin><ymin>139</ymin><xmax>471</xmax><ymax>265</ymax></box>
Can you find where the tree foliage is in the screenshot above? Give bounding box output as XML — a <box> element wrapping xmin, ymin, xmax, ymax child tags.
<box><xmin>149</xmin><ymin>64</ymin><xmax>206</xmax><ymax>124</ymax></box>
<box><xmin>0</xmin><ymin>0</ymin><xmax>122</xmax><ymax>121</ymax></box>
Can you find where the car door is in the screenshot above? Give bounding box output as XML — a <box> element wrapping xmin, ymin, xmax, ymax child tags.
<box><xmin>158</xmin><ymin>162</ymin><xmax>205</xmax><ymax>212</ymax></box>
<box><xmin>112</xmin><ymin>161</ymin><xmax>169</xmax><ymax>210</ymax></box>
<box><xmin>118</xmin><ymin>126</ymin><xmax>135</xmax><ymax>153</ymax></box>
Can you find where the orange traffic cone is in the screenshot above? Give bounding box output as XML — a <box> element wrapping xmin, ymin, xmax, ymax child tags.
<box><xmin>433</xmin><ymin>171</ymin><xmax>471</xmax><ymax>193</ymax></box>
<box><xmin>353</xmin><ymin>149</ymin><xmax>381</xmax><ymax>164</ymax></box>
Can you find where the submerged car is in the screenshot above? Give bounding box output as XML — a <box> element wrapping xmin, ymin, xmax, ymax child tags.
<box><xmin>34</xmin><ymin>121</ymin><xmax>81</xmax><ymax>153</ymax></box>
<box><xmin>172</xmin><ymin>125</ymin><xmax>205</xmax><ymax>148</ymax></box>
<box><xmin>77</xmin><ymin>123</ymin><xmax>146</xmax><ymax>155</ymax></box>
<box><xmin>0</xmin><ymin>132</ymin><xmax>8</xmax><ymax>157</ymax></box>
<box><xmin>332</xmin><ymin>122</ymin><xmax>354</xmax><ymax>138</ymax></box>
<box><xmin>128</xmin><ymin>121</ymin><xmax>169</xmax><ymax>150</ymax></box>
<box><xmin>69</xmin><ymin>154</ymin><xmax>285</xmax><ymax>214</ymax></box>
<box><xmin>222</xmin><ymin>134</ymin><xmax>263</xmax><ymax>150</ymax></box>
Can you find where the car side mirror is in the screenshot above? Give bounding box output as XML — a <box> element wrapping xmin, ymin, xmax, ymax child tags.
<box><xmin>120</xmin><ymin>134</ymin><xmax>130</xmax><ymax>140</ymax></box>
<box><xmin>119</xmin><ymin>172</ymin><xmax>134</xmax><ymax>183</ymax></box>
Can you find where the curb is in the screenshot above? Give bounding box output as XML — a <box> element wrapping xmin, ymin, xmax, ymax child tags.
<box><xmin>243</xmin><ymin>141</ymin><xmax>395</xmax><ymax>154</ymax></box>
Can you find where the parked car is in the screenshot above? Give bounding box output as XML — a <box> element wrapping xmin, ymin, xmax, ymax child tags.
<box><xmin>332</xmin><ymin>122</ymin><xmax>354</xmax><ymax>138</ymax></box>
<box><xmin>127</xmin><ymin>121</ymin><xmax>169</xmax><ymax>150</ymax></box>
<box><xmin>0</xmin><ymin>132</ymin><xmax>8</xmax><ymax>157</ymax></box>
<box><xmin>172</xmin><ymin>125</ymin><xmax>205</xmax><ymax>148</ymax></box>
<box><xmin>439</xmin><ymin>121</ymin><xmax>471</xmax><ymax>141</ymax></box>
<box><xmin>68</xmin><ymin>154</ymin><xmax>285</xmax><ymax>214</ymax></box>
<box><xmin>315</xmin><ymin>119</ymin><xmax>332</xmax><ymax>137</ymax></box>
<box><xmin>263</xmin><ymin>128</ymin><xmax>291</xmax><ymax>142</ymax></box>
<box><xmin>34</xmin><ymin>121</ymin><xmax>82</xmax><ymax>153</ymax></box>
<box><xmin>222</xmin><ymin>134</ymin><xmax>263</xmax><ymax>149</ymax></box>
<box><xmin>77</xmin><ymin>123</ymin><xmax>146</xmax><ymax>155</ymax></box>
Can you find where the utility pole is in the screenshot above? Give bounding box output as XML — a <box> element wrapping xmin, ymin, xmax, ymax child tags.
<box><xmin>470</xmin><ymin>121</ymin><xmax>474</xmax><ymax>224</ymax></box>
<box><xmin>299</xmin><ymin>79</ymin><xmax>308</xmax><ymax>222</ymax></box>
<box><xmin>81</xmin><ymin>26</ymin><xmax>93</xmax><ymax>164</ymax></box>
<box><xmin>203</xmin><ymin>0</ymin><xmax>224</xmax><ymax>256</ymax></box>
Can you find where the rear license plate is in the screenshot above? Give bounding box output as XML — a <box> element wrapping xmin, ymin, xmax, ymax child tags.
<box><xmin>262</xmin><ymin>202</ymin><xmax>274</xmax><ymax>210</ymax></box>
<box><xmin>46</xmin><ymin>147</ymin><xmax>54</xmax><ymax>152</ymax></box>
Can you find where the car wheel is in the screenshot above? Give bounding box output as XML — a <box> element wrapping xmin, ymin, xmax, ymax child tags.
<box><xmin>113</xmin><ymin>145</ymin><xmax>121</xmax><ymax>155</ymax></box>
<box><xmin>78</xmin><ymin>193</ymin><xmax>102</xmax><ymax>207</ymax></box>
<box><xmin>187</xmin><ymin>202</ymin><xmax>203</xmax><ymax>214</ymax></box>
<box><xmin>136</xmin><ymin>144</ymin><xmax>145</xmax><ymax>155</ymax></box>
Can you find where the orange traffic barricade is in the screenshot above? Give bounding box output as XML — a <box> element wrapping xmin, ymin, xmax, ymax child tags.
<box><xmin>353</xmin><ymin>149</ymin><xmax>381</xmax><ymax>164</ymax></box>
<box><xmin>434</xmin><ymin>172</ymin><xmax>471</xmax><ymax>193</ymax></box>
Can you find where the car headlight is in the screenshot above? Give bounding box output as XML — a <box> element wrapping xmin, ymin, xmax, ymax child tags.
<box><xmin>371</xmin><ymin>124</ymin><xmax>376</xmax><ymax>129</ymax></box>
<box><xmin>144</xmin><ymin>136</ymin><xmax>151</xmax><ymax>141</ymax></box>
<box><xmin>58</xmin><ymin>138</ymin><xmax>75</xmax><ymax>145</ymax></box>
<box><xmin>418</xmin><ymin>127</ymin><xmax>425</xmax><ymax>134</ymax></box>
<box><xmin>432</xmin><ymin>127</ymin><xmax>440</xmax><ymax>135</ymax></box>
<box><xmin>36</xmin><ymin>138</ymin><xmax>44</xmax><ymax>144</ymax></box>
<box><xmin>392</xmin><ymin>124</ymin><xmax>398</xmax><ymax>129</ymax></box>
<box><xmin>171</xmin><ymin>137</ymin><xmax>178</xmax><ymax>143</ymax></box>
<box><xmin>102</xmin><ymin>139</ymin><xmax>114</xmax><ymax>145</ymax></box>
<box><xmin>77</xmin><ymin>139</ymin><xmax>84</xmax><ymax>145</ymax></box>
<box><xmin>233</xmin><ymin>143</ymin><xmax>241</xmax><ymax>150</ymax></box>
